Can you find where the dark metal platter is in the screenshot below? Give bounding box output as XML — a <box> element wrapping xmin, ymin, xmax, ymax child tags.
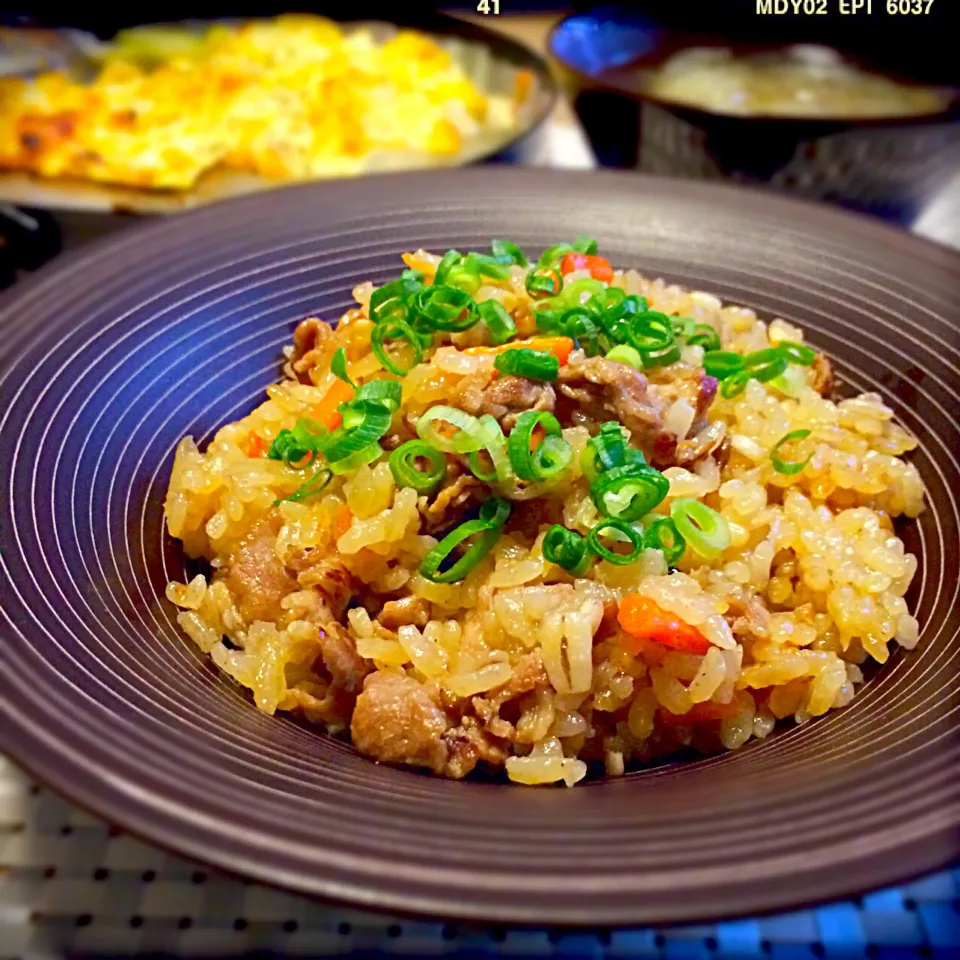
<box><xmin>0</xmin><ymin>168</ymin><xmax>957</xmax><ymax>927</ymax></box>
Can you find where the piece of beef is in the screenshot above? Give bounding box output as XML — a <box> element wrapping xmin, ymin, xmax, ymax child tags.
<box><xmin>812</xmin><ymin>352</ymin><xmax>833</xmax><ymax>397</ymax></box>
<box><xmin>420</xmin><ymin>469</ymin><xmax>485</xmax><ymax>534</ymax></box>
<box><xmin>378</xmin><ymin>596</ymin><xmax>431</xmax><ymax>630</ymax></box>
<box><xmin>223</xmin><ymin>515</ymin><xmax>297</xmax><ymax>624</ymax></box>
<box><xmin>289</xmin><ymin>316</ymin><xmax>334</xmax><ymax>384</ymax></box>
<box><xmin>350</xmin><ymin>672</ymin><xmax>452</xmax><ymax>774</ymax></box>
<box><xmin>453</xmin><ymin>372</ymin><xmax>555</xmax><ymax>432</ymax></box>
<box><xmin>316</xmin><ymin>619</ymin><xmax>369</xmax><ymax>693</ymax></box>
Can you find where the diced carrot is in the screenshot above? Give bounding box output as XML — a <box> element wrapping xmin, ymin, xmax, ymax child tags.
<box><xmin>332</xmin><ymin>503</ymin><xmax>353</xmax><ymax>539</ymax></box>
<box><xmin>246</xmin><ymin>431</ymin><xmax>266</xmax><ymax>458</ymax></box>
<box><xmin>463</xmin><ymin>336</ymin><xmax>574</xmax><ymax>367</ymax></box>
<box><xmin>307</xmin><ymin>379</ymin><xmax>355</xmax><ymax>432</ymax></box>
<box><xmin>529</xmin><ymin>422</ymin><xmax>545</xmax><ymax>452</ymax></box>
<box><xmin>560</xmin><ymin>252</ymin><xmax>614</xmax><ymax>284</ymax></box>
<box><xmin>514</xmin><ymin>69</ymin><xmax>534</xmax><ymax>104</ymax></box>
<box><xmin>617</xmin><ymin>593</ymin><xmax>712</xmax><ymax>656</ymax></box>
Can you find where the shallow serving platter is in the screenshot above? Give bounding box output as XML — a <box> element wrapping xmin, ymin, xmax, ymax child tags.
<box><xmin>0</xmin><ymin>168</ymin><xmax>957</xmax><ymax>927</ymax></box>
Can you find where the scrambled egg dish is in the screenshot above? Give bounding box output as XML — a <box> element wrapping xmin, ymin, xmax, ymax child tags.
<box><xmin>0</xmin><ymin>16</ymin><xmax>527</xmax><ymax>190</ymax></box>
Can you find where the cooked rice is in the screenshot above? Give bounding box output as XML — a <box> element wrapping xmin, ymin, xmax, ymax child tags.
<box><xmin>164</xmin><ymin>251</ymin><xmax>924</xmax><ymax>786</ymax></box>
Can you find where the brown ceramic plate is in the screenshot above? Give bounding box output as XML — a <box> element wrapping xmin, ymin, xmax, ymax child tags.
<box><xmin>0</xmin><ymin>169</ymin><xmax>958</xmax><ymax>927</ymax></box>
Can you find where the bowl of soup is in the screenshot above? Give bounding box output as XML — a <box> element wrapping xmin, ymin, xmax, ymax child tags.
<box><xmin>549</xmin><ymin>10</ymin><xmax>960</xmax><ymax>224</ymax></box>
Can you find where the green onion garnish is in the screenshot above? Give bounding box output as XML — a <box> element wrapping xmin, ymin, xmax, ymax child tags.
<box><xmin>643</xmin><ymin>516</ymin><xmax>685</xmax><ymax>566</ymax></box>
<box><xmin>389</xmin><ymin>440</ymin><xmax>446</xmax><ymax>493</ymax></box>
<box><xmin>590</xmin><ymin>462</ymin><xmax>669</xmax><ymax>522</ymax></box>
<box><xmin>417</xmin><ymin>405</ymin><xmax>489</xmax><ymax>454</ymax></box>
<box><xmin>274</xmin><ymin>466</ymin><xmax>332</xmax><ymax>506</ymax></box>
<box><xmin>770</xmin><ymin>429</ymin><xmax>813</xmax><ymax>475</ymax></box>
<box><xmin>687</xmin><ymin>324</ymin><xmax>721</xmax><ymax>352</ymax></box>
<box><xmin>537</xmin><ymin>243</ymin><xmax>574</xmax><ymax>268</ymax></box>
<box><xmin>369</xmin><ymin>274</ymin><xmax>422</xmax><ymax>326</ymax></box>
<box><xmin>703</xmin><ymin>351</ymin><xmax>744</xmax><ymax>380</ymax></box>
<box><xmin>445</xmin><ymin>265</ymin><xmax>482</xmax><ymax>295</ymax></box>
<box><xmin>542</xmin><ymin>524</ymin><xmax>592</xmax><ymax>575</ymax></box>
<box><xmin>433</xmin><ymin>249</ymin><xmax>462</xmax><ymax>286</ymax></box>
<box><xmin>605</xmin><ymin>344</ymin><xmax>643</xmax><ymax>369</ymax></box>
<box><xmin>419</xmin><ymin>497</ymin><xmax>511</xmax><ymax>583</ymax></box>
<box><xmin>326</xmin><ymin>441</ymin><xmax>383</xmax><ymax>475</ymax></box>
<box><xmin>561</xmin><ymin>277</ymin><xmax>606</xmax><ymax>307</ymax></box>
<box><xmin>562</xmin><ymin>309</ymin><xmax>601</xmax><ymax>356</ymax></box>
<box><xmin>330</xmin><ymin>347</ymin><xmax>356</xmax><ymax>388</ymax></box>
<box><xmin>743</xmin><ymin>347</ymin><xmax>789</xmax><ymax>380</ymax></box>
<box><xmin>353</xmin><ymin>379</ymin><xmax>401</xmax><ymax>413</ymax></box>
<box><xmin>491</xmin><ymin>238</ymin><xmax>528</xmax><ymax>267</ymax></box>
<box><xmin>628</xmin><ymin>311</ymin><xmax>674</xmax><ymax>352</ymax></box>
<box><xmin>493</xmin><ymin>348</ymin><xmax>560</xmax><ymax>381</ymax></box>
<box><xmin>526</xmin><ymin>267</ymin><xmax>562</xmax><ymax>300</ymax></box>
<box><xmin>478</xmin><ymin>299</ymin><xmax>517</xmax><ymax>346</ymax></box>
<box><xmin>507</xmin><ymin>411</ymin><xmax>573</xmax><ymax>482</ymax></box>
<box><xmin>371</xmin><ymin>318</ymin><xmax>424</xmax><ymax>376</ymax></box>
<box><xmin>778</xmin><ymin>340</ymin><xmax>817</xmax><ymax>366</ymax></box>
<box><xmin>586</xmin><ymin>518</ymin><xmax>645</xmax><ymax>566</ymax></box>
<box><xmin>720</xmin><ymin>370</ymin><xmax>752</xmax><ymax>398</ymax></box>
<box><xmin>464</xmin><ymin>251</ymin><xmax>512</xmax><ymax>281</ymax></box>
<box><xmin>467</xmin><ymin>415</ymin><xmax>513</xmax><ymax>482</ymax></box>
<box><xmin>414</xmin><ymin>285</ymin><xmax>478</xmax><ymax>332</ymax></box>
<box><xmin>670</xmin><ymin>499</ymin><xmax>730</xmax><ymax>560</ymax></box>
<box><xmin>671</xmin><ymin>316</ymin><xmax>696</xmax><ymax>339</ymax></box>
<box><xmin>572</xmin><ymin>236</ymin><xmax>598</xmax><ymax>255</ymax></box>
<box><xmin>580</xmin><ymin>421</ymin><xmax>637</xmax><ymax>481</ymax></box>
<box><xmin>268</xmin><ymin>417</ymin><xmax>327</xmax><ymax>466</ymax></box>
<box><xmin>321</xmin><ymin>399</ymin><xmax>391</xmax><ymax>465</ymax></box>
<box><xmin>640</xmin><ymin>343</ymin><xmax>681</xmax><ymax>369</ymax></box>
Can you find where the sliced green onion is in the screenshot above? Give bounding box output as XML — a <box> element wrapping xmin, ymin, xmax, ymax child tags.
<box><xmin>641</xmin><ymin>343</ymin><xmax>681</xmax><ymax>368</ymax></box>
<box><xmin>643</xmin><ymin>516</ymin><xmax>685</xmax><ymax>566</ymax></box>
<box><xmin>445</xmin><ymin>265</ymin><xmax>482</xmax><ymax>295</ymax></box>
<box><xmin>371</xmin><ymin>319</ymin><xmax>423</xmax><ymax>376</ymax></box>
<box><xmin>414</xmin><ymin>285</ymin><xmax>478</xmax><ymax>332</ymax></box>
<box><xmin>742</xmin><ymin>348</ymin><xmax>789</xmax><ymax>381</ymax></box>
<box><xmin>417</xmin><ymin>405</ymin><xmax>488</xmax><ymax>454</ymax></box>
<box><xmin>720</xmin><ymin>370</ymin><xmax>751</xmax><ymax>398</ymax></box>
<box><xmin>419</xmin><ymin>497</ymin><xmax>511</xmax><ymax>583</ymax></box>
<box><xmin>770</xmin><ymin>365</ymin><xmax>808</xmax><ymax>398</ymax></box>
<box><xmin>401</xmin><ymin>268</ymin><xmax>424</xmax><ymax>283</ymax></box>
<box><xmin>572</xmin><ymin>236</ymin><xmax>598</xmax><ymax>255</ymax></box>
<box><xmin>543</xmin><ymin>524</ymin><xmax>592</xmax><ymax>575</ymax></box>
<box><xmin>467</xmin><ymin>414</ymin><xmax>513</xmax><ymax>482</ymax></box>
<box><xmin>369</xmin><ymin>275</ymin><xmax>422</xmax><ymax>326</ymax></box>
<box><xmin>562</xmin><ymin>309</ymin><xmax>600</xmax><ymax>356</ymax></box>
<box><xmin>494</xmin><ymin>348</ymin><xmax>560</xmax><ymax>381</ymax></box>
<box><xmin>771</xmin><ymin>429</ymin><xmax>813</xmax><ymax>475</ymax></box>
<box><xmin>491</xmin><ymin>238</ymin><xmax>528</xmax><ymax>267</ymax></box>
<box><xmin>478</xmin><ymin>299</ymin><xmax>517</xmax><ymax>346</ymax></box>
<box><xmin>507</xmin><ymin>411</ymin><xmax>573</xmax><ymax>482</ymax></box>
<box><xmin>433</xmin><ymin>249</ymin><xmax>462</xmax><ymax>286</ymax></box>
<box><xmin>703</xmin><ymin>351</ymin><xmax>744</xmax><ymax>380</ymax></box>
<box><xmin>537</xmin><ymin>243</ymin><xmax>574</xmax><ymax>267</ymax></box>
<box><xmin>531</xmin><ymin>302</ymin><xmax>564</xmax><ymax>335</ymax></box>
<box><xmin>561</xmin><ymin>277</ymin><xmax>605</xmax><ymax>306</ymax></box>
<box><xmin>464</xmin><ymin>251</ymin><xmax>512</xmax><ymax>281</ymax></box>
<box><xmin>353</xmin><ymin>379</ymin><xmax>401</xmax><ymax>413</ymax></box>
<box><xmin>606</xmin><ymin>344</ymin><xmax>643</xmax><ymax>368</ymax></box>
<box><xmin>526</xmin><ymin>267</ymin><xmax>562</xmax><ymax>299</ymax></box>
<box><xmin>670</xmin><ymin>499</ymin><xmax>730</xmax><ymax>560</ymax></box>
<box><xmin>687</xmin><ymin>324</ymin><xmax>721</xmax><ymax>352</ymax></box>
<box><xmin>586</xmin><ymin>518</ymin><xmax>644</xmax><ymax>566</ymax></box>
<box><xmin>628</xmin><ymin>311</ymin><xmax>675</xmax><ymax>352</ymax></box>
<box><xmin>274</xmin><ymin>467</ymin><xmax>332</xmax><ymax>505</ymax></box>
<box><xmin>389</xmin><ymin>440</ymin><xmax>446</xmax><ymax>493</ymax></box>
<box><xmin>671</xmin><ymin>316</ymin><xmax>697</xmax><ymax>339</ymax></box>
<box><xmin>321</xmin><ymin>399</ymin><xmax>391</xmax><ymax>464</ymax></box>
<box><xmin>778</xmin><ymin>340</ymin><xmax>817</xmax><ymax>366</ymax></box>
<box><xmin>330</xmin><ymin>347</ymin><xmax>355</xmax><ymax>387</ymax></box>
<box><xmin>591</xmin><ymin>463</ymin><xmax>669</xmax><ymax>522</ymax></box>
<box><xmin>268</xmin><ymin>417</ymin><xmax>328</xmax><ymax>466</ymax></box>
<box><xmin>327</xmin><ymin>441</ymin><xmax>383</xmax><ymax>475</ymax></box>
<box><xmin>580</xmin><ymin>422</ymin><xmax>637</xmax><ymax>481</ymax></box>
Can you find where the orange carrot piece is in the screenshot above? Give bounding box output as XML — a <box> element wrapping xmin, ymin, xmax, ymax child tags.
<box><xmin>617</xmin><ymin>593</ymin><xmax>712</xmax><ymax>656</ymax></box>
<box><xmin>332</xmin><ymin>503</ymin><xmax>353</xmax><ymax>539</ymax></box>
<box><xmin>246</xmin><ymin>432</ymin><xmax>267</xmax><ymax>458</ymax></box>
<box><xmin>307</xmin><ymin>379</ymin><xmax>355</xmax><ymax>432</ymax></box>
<box><xmin>560</xmin><ymin>252</ymin><xmax>614</xmax><ymax>284</ymax></box>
